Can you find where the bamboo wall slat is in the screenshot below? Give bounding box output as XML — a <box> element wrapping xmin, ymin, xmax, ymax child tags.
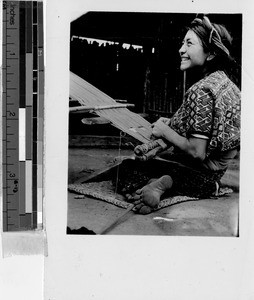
<box><xmin>70</xmin><ymin>72</ymin><xmax>152</xmax><ymax>143</ymax></box>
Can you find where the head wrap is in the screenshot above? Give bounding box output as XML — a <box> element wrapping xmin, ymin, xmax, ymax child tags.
<box><xmin>190</xmin><ymin>15</ymin><xmax>230</xmax><ymax>57</ymax></box>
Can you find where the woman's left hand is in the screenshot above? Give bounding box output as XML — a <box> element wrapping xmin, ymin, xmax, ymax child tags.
<box><xmin>151</xmin><ymin>119</ymin><xmax>169</xmax><ymax>139</ymax></box>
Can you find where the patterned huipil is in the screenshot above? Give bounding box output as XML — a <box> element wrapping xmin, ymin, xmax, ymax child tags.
<box><xmin>170</xmin><ymin>71</ymin><xmax>241</xmax><ymax>170</ymax></box>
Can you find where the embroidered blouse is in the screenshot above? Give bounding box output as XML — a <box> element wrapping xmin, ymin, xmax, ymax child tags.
<box><xmin>170</xmin><ymin>71</ymin><xmax>241</xmax><ymax>170</ymax></box>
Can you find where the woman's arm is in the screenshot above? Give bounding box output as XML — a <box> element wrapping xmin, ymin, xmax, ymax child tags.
<box><xmin>152</xmin><ymin>119</ymin><xmax>208</xmax><ymax>161</ymax></box>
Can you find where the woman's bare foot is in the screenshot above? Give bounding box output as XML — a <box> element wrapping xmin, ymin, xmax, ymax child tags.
<box><xmin>126</xmin><ymin>175</ymin><xmax>173</xmax><ymax>214</ymax></box>
<box><xmin>139</xmin><ymin>175</ymin><xmax>173</xmax><ymax>208</ymax></box>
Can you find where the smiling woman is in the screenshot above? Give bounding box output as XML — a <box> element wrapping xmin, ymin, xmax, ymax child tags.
<box><xmin>121</xmin><ymin>15</ymin><xmax>241</xmax><ymax>214</ymax></box>
<box><xmin>179</xmin><ymin>30</ymin><xmax>210</xmax><ymax>71</ymax></box>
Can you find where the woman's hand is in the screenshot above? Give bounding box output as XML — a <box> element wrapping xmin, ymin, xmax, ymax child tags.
<box><xmin>151</xmin><ymin>118</ymin><xmax>208</xmax><ymax>161</ymax></box>
<box><xmin>157</xmin><ymin>117</ymin><xmax>171</xmax><ymax>125</ymax></box>
<box><xmin>151</xmin><ymin>119</ymin><xmax>170</xmax><ymax>139</ymax></box>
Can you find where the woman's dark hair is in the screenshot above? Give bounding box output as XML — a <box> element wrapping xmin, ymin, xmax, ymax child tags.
<box><xmin>188</xmin><ymin>15</ymin><xmax>234</xmax><ymax>75</ymax></box>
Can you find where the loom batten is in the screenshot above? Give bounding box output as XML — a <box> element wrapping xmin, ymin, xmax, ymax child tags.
<box><xmin>69</xmin><ymin>103</ymin><xmax>135</xmax><ymax>113</ymax></box>
<box><xmin>69</xmin><ymin>71</ymin><xmax>153</xmax><ymax>143</ymax></box>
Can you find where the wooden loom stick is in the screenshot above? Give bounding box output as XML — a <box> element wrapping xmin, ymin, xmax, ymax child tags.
<box><xmin>69</xmin><ymin>103</ymin><xmax>135</xmax><ymax>113</ymax></box>
<box><xmin>135</xmin><ymin>146</ymin><xmax>163</xmax><ymax>161</ymax></box>
<box><xmin>71</xmin><ymin>72</ymin><xmax>136</xmax><ymax>109</ymax></box>
<box><xmin>70</xmin><ymin>73</ymin><xmax>148</xmax><ymax>119</ymax></box>
<box><xmin>71</xmin><ymin>74</ymin><xmax>150</xmax><ymax>126</ymax></box>
<box><xmin>70</xmin><ymin>71</ymin><xmax>153</xmax><ymax>144</ymax></box>
<box><xmin>134</xmin><ymin>139</ymin><xmax>167</xmax><ymax>155</ymax></box>
<box><xmin>98</xmin><ymin>201</ymin><xmax>141</xmax><ymax>235</ymax></box>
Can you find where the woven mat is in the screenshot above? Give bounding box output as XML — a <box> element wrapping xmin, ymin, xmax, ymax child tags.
<box><xmin>68</xmin><ymin>180</ymin><xmax>202</xmax><ymax>211</ymax></box>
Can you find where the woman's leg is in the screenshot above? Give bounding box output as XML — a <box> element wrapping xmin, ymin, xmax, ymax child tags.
<box><xmin>117</xmin><ymin>157</ymin><xmax>225</xmax><ymax>214</ymax></box>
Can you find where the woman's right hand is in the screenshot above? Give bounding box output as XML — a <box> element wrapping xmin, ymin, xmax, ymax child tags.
<box><xmin>157</xmin><ymin>117</ymin><xmax>171</xmax><ymax>125</ymax></box>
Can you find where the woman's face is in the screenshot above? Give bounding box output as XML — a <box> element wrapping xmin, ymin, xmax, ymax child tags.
<box><xmin>179</xmin><ymin>30</ymin><xmax>209</xmax><ymax>71</ymax></box>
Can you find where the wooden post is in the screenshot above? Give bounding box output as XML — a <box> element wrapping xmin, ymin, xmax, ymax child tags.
<box><xmin>183</xmin><ymin>71</ymin><xmax>186</xmax><ymax>100</ymax></box>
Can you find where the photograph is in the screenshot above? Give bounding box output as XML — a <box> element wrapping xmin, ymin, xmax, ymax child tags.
<box><xmin>67</xmin><ymin>12</ymin><xmax>241</xmax><ymax>236</ymax></box>
<box><xmin>2</xmin><ymin>0</ymin><xmax>254</xmax><ymax>299</ymax></box>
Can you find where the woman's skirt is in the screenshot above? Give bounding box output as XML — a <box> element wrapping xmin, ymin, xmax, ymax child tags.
<box><xmin>116</xmin><ymin>152</ymin><xmax>226</xmax><ymax>198</ymax></box>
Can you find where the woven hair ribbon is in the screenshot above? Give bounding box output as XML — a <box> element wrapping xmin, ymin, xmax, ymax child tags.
<box><xmin>191</xmin><ymin>15</ymin><xmax>230</xmax><ymax>57</ymax></box>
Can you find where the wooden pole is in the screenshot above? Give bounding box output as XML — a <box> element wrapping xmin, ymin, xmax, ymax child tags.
<box><xmin>183</xmin><ymin>71</ymin><xmax>186</xmax><ymax>100</ymax></box>
<box><xmin>69</xmin><ymin>103</ymin><xmax>135</xmax><ymax>113</ymax></box>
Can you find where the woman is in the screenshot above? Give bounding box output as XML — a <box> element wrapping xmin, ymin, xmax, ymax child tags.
<box><xmin>121</xmin><ymin>15</ymin><xmax>241</xmax><ymax>214</ymax></box>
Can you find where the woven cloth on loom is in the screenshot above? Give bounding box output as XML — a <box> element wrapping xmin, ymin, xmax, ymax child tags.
<box><xmin>70</xmin><ymin>71</ymin><xmax>152</xmax><ymax>144</ymax></box>
<box><xmin>68</xmin><ymin>181</ymin><xmax>198</xmax><ymax>212</ymax></box>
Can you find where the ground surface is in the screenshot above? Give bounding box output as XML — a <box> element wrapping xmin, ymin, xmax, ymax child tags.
<box><xmin>68</xmin><ymin>147</ymin><xmax>240</xmax><ymax>236</ymax></box>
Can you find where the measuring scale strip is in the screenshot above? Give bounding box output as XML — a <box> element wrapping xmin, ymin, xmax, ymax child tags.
<box><xmin>2</xmin><ymin>1</ymin><xmax>44</xmax><ymax>231</ymax></box>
